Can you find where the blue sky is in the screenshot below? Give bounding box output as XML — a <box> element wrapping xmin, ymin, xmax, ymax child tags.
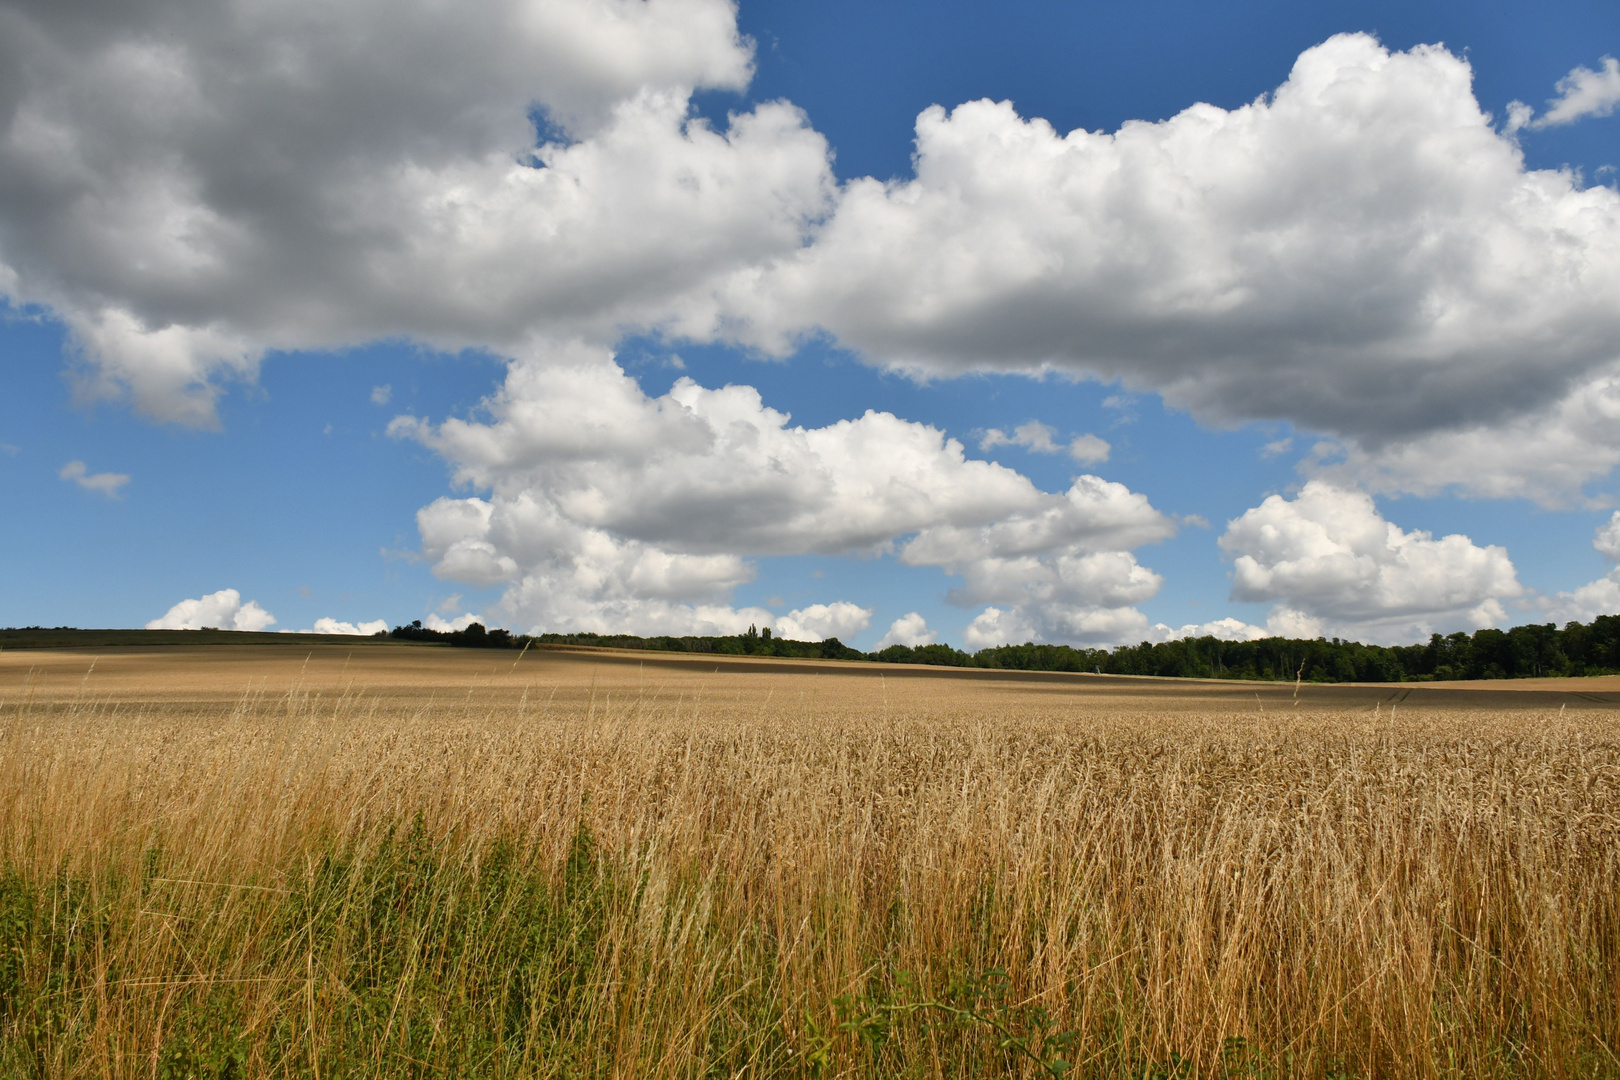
<box><xmin>3</xmin><ymin>0</ymin><xmax>1619</xmax><ymax>649</ymax></box>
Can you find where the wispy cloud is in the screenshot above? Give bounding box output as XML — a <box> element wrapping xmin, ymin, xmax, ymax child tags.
<box><xmin>59</xmin><ymin>460</ymin><xmax>130</xmax><ymax>498</ymax></box>
<box><xmin>1101</xmin><ymin>396</ymin><xmax>1138</xmax><ymax>425</ymax></box>
<box><xmin>979</xmin><ymin>422</ymin><xmax>1110</xmax><ymax>464</ymax></box>
<box><xmin>980</xmin><ymin>420</ymin><xmax>1061</xmax><ymax>454</ymax></box>
<box><xmin>1260</xmin><ymin>437</ymin><xmax>1294</xmax><ymax>458</ymax></box>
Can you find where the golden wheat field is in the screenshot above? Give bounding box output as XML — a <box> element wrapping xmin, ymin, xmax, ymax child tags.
<box><xmin>1</xmin><ymin>643</ymin><xmax>1617</xmax><ymax>1079</ymax></box>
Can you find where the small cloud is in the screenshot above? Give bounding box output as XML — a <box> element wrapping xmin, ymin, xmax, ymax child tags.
<box><xmin>59</xmin><ymin>460</ymin><xmax>130</xmax><ymax>498</ymax></box>
<box><xmin>308</xmin><ymin>617</ymin><xmax>388</xmax><ymax>635</ymax></box>
<box><xmin>1068</xmin><ymin>433</ymin><xmax>1110</xmax><ymax>464</ymax></box>
<box><xmin>1510</xmin><ymin>56</ymin><xmax>1620</xmax><ymax>132</ymax></box>
<box><xmin>1260</xmin><ymin>437</ymin><xmax>1294</xmax><ymax>458</ymax></box>
<box><xmin>1538</xmin><ymin>56</ymin><xmax>1620</xmax><ymax>127</ymax></box>
<box><xmin>1303</xmin><ymin>440</ymin><xmax>1347</xmax><ymax>470</ymax></box>
<box><xmin>875</xmin><ymin>612</ymin><xmax>937</xmax><ymax>650</ymax></box>
<box><xmin>425</xmin><ymin>612</ymin><xmax>481</xmax><ymax>632</ymax></box>
<box><xmin>0</xmin><ymin>443</ymin><xmax>18</xmax><ymax>456</ymax></box>
<box><xmin>1180</xmin><ymin>513</ymin><xmax>1210</xmax><ymax>530</ymax></box>
<box><xmin>297</xmin><ymin>584</ymin><xmax>312</xmax><ymax>598</ymax></box>
<box><xmin>979</xmin><ymin>420</ymin><xmax>1062</xmax><ymax>454</ymax></box>
<box><xmin>323</xmin><ymin>423</ymin><xmax>333</xmax><ymax>435</ymax></box>
<box><xmin>146</xmin><ymin>588</ymin><xmax>276</xmax><ymax>631</ymax></box>
<box><xmin>1593</xmin><ymin>510</ymin><xmax>1620</xmax><ymax>560</ymax></box>
<box><xmin>371</xmin><ymin>384</ymin><xmax>392</xmax><ymax>405</ymax></box>
<box><xmin>436</xmin><ymin>593</ymin><xmax>464</xmax><ymax>615</ymax></box>
<box><xmin>1148</xmin><ymin>616</ymin><xmax>1270</xmax><ymax>643</ymax></box>
<box><xmin>1101</xmin><ymin>395</ymin><xmax>1138</xmax><ymax>424</ymax></box>
<box><xmin>1503</xmin><ymin>100</ymin><xmax>1535</xmax><ymax>135</ymax></box>
<box><xmin>666</xmin><ymin>354</ymin><xmax>687</xmax><ymax>370</ymax></box>
<box><xmin>774</xmin><ymin>601</ymin><xmax>872</xmax><ymax>642</ymax></box>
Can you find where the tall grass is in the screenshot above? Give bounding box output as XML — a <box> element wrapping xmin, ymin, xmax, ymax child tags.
<box><xmin>0</xmin><ymin>677</ymin><xmax>1616</xmax><ymax>1077</ymax></box>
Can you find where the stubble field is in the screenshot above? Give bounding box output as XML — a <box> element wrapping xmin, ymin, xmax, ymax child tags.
<box><xmin>1</xmin><ymin>644</ymin><xmax>1617</xmax><ymax>1078</ymax></box>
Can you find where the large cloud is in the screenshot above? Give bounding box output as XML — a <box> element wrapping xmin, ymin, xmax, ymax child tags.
<box><xmin>898</xmin><ymin>475</ymin><xmax>1175</xmax><ymax>644</ymax></box>
<box><xmin>394</xmin><ymin>343</ymin><xmax>1175</xmax><ymax>638</ymax></box>
<box><xmin>708</xmin><ymin>34</ymin><xmax>1620</xmax><ymax>491</ymax></box>
<box><xmin>146</xmin><ymin>588</ymin><xmax>276</xmax><ymax>631</ymax></box>
<box><xmin>775</xmin><ymin>602</ymin><xmax>872</xmax><ymax>643</ymax></box>
<box><xmin>1217</xmin><ymin>481</ymin><xmax>1524</xmax><ymax>642</ymax></box>
<box><xmin>0</xmin><ymin>0</ymin><xmax>831</xmax><ymax>424</ymax></box>
<box><xmin>9</xmin><ymin>15</ymin><xmax>1620</xmax><ymax>503</ymax></box>
<box><xmin>1309</xmin><ymin>367</ymin><xmax>1620</xmax><ymax>507</ymax></box>
<box><xmin>875</xmin><ymin>612</ymin><xmax>936</xmax><ymax>650</ymax></box>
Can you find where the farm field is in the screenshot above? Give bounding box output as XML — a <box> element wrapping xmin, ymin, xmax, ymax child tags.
<box><xmin>1</xmin><ymin>644</ymin><xmax>1617</xmax><ymax>1078</ymax></box>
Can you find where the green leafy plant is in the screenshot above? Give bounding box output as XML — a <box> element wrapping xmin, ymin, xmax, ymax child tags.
<box><xmin>805</xmin><ymin>967</ymin><xmax>1080</xmax><ymax>1077</ymax></box>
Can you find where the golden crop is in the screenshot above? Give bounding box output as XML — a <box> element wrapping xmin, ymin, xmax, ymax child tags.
<box><xmin>0</xmin><ymin>646</ymin><xmax>1616</xmax><ymax>1078</ymax></box>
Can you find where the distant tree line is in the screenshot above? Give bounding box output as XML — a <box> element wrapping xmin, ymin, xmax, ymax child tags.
<box><xmin>390</xmin><ymin>620</ymin><xmax>866</xmax><ymax>659</ymax></box>
<box><xmin>390</xmin><ymin>614</ymin><xmax>1620</xmax><ymax>683</ymax></box>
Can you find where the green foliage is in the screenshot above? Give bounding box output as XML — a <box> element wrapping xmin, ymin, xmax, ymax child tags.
<box><xmin>523</xmin><ymin>614</ymin><xmax>1620</xmax><ymax>684</ymax></box>
<box><xmin>13</xmin><ymin>612</ymin><xmax>1620</xmax><ymax>685</ymax></box>
<box><xmin>0</xmin><ymin>627</ymin><xmax>394</xmax><ymax>649</ymax></box>
<box><xmin>803</xmin><ymin>967</ymin><xmax>1081</xmax><ymax>1077</ymax></box>
<box><xmin>0</xmin><ymin>823</ymin><xmax>634</xmax><ymax>1078</ymax></box>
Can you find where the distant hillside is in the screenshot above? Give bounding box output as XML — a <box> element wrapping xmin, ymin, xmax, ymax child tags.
<box><xmin>0</xmin><ymin>627</ymin><xmax>400</xmax><ymax>650</ymax></box>
<box><xmin>397</xmin><ymin>615</ymin><xmax>1620</xmax><ymax>684</ymax></box>
<box><xmin>12</xmin><ymin>614</ymin><xmax>1620</xmax><ymax>684</ymax></box>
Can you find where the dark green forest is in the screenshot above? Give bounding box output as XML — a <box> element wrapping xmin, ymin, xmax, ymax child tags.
<box><xmin>389</xmin><ymin>614</ymin><xmax>1620</xmax><ymax>683</ymax></box>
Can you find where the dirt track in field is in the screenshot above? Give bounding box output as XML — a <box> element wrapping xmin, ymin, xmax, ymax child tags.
<box><xmin>4</xmin><ymin>642</ymin><xmax>1619</xmax><ymax>713</ymax></box>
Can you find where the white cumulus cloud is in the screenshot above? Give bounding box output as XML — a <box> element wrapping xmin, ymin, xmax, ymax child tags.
<box><xmin>425</xmin><ymin>613</ymin><xmax>483</xmax><ymax>633</ymax></box>
<box><xmin>962</xmin><ymin>606</ymin><xmax>1034</xmax><ymax>650</ymax></box>
<box><xmin>1068</xmin><ymin>434</ymin><xmax>1110</xmax><ymax>465</ymax></box>
<box><xmin>707</xmin><ymin>34</ymin><xmax>1620</xmax><ymax>500</ymax></box>
<box><xmin>1218</xmin><ymin>481</ymin><xmax>1524</xmax><ymax>643</ymax></box>
<box><xmin>1511</xmin><ymin>56</ymin><xmax>1620</xmax><ymax>131</ymax></box>
<box><xmin>393</xmin><ymin>343</ymin><xmax>1173</xmax><ymax>639</ymax></box>
<box><xmin>0</xmin><ymin>0</ymin><xmax>828</xmax><ymax>424</ymax></box>
<box><xmin>1317</xmin><ymin>365</ymin><xmax>1620</xmax><ymax>507</ymax></box>
<box><xmin>1148</xmin><ymin>617</ymin><xmax>1272</xmax><ymax>643</ymax></box>
<box><xmin>7</xmin><ymin>18</ymin><xmax>1620</xmax><ymax>504</ymax></box>
<box><xmin>308</xmin><ymin>617</ymin><xmax>389</xmax><ymax>636</ymax></box>
<box><xmin>774</xmin><ymin>602</ymin><xmax>872</xmax><ymax>643</ymax></box>
<box><xmin>875</xmin><ymin>612</ymin><xmax>938</xmax><ymax>650</ymax></box>
<box><xmin>899</xmin><ymin>475</ymin><xmax>1175</xmax><ymax>645</ymax></box>
<box><xmin>1540</xmin><ymin>512</ymin><xmax>1620</xmax><ymax>624</ymax></box>
<box><xmin>146</xmin><ymin>588</ymin><xmax>276</xmax><ymax>631</ymax></box>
